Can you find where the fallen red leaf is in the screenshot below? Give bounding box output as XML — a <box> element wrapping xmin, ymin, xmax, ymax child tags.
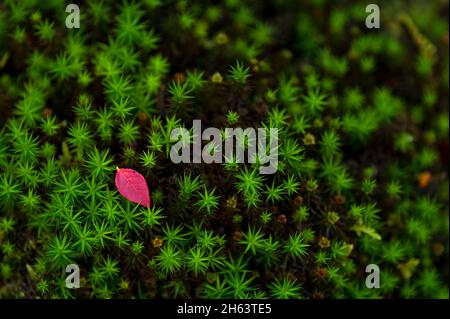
<box><xmin>115</xmin><ymin>168</ymin><xmax>151</xmax><ymax>208</ymax></box>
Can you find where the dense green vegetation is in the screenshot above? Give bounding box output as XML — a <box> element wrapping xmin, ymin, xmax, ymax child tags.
<box><xmin>0</xmin><ymin>0</ymin><xmax>448</xmax><ymax>298</ymax></box>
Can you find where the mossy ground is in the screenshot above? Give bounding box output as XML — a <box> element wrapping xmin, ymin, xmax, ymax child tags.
<box><xmin>0</xmin><ymin>0</ymin><xmax>448</xmax><ymax>299</ymax></box>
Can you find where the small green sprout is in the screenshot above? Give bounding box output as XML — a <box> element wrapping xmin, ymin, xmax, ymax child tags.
<box><xmin>226</xmin><ymin>110</ymin><xmax>240</xmax><ymax>125</ymax></box>
<box><xmin>168</xmin><ymin>81</ymin><xmax>193</xmax><ymax>105</ymax></box>
<box><xmin>228</xmin><ymin>61</ymin><xmax>251</xmax><ymax>85</ymax></box>
<box><xmin>196</xmin><ymin>187</ymin><xmax>220</xmax><ymax>215</ymax></box>
<box><xmin>285</xmin><ymin>232</ymin><xmax>310</xmax><ymax>258</ymax></box>
<box><xmin>239</xmin><ymin>227</ymin><xmax>265</xmax><ymax>255</ymax></box>
<box><xmin>156</xmin><ymin>245</ymin><xmax>184</xmax><ymax>275</ymax></box>
<box><xmin>140</xmin><ymin>150</ymin><xmax>157</xmax><ymax>169</ymax></box>
<box><xmin>268</xmin><ymin>277</ymin><xmax>302</xmax><ymax>299</ymax></box>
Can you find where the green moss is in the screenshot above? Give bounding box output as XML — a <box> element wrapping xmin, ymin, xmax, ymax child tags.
<box><xmin>0</xmin><ymin>0</ymin><xmax>448</xmax><ymax>299</ymax></box>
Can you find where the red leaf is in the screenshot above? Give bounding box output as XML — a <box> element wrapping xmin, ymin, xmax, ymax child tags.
<box><xmin>115</xmin><ymin>168</ymin><xmax>151</xmax><ymax>208</ymax></box>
